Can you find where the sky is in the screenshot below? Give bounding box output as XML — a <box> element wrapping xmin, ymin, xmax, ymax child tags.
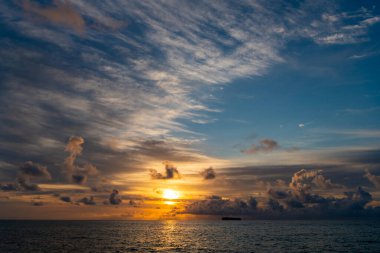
<box><xmin>0</xmin><ymin>0</ymin><xmax>380</xmax><ymax>220</ymax></box>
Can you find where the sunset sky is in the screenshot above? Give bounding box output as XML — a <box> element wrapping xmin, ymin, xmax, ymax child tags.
<box><xmin>0</xmin><ymin>0</ymin><xmax>380</xmax><ymax>219</ymax></box>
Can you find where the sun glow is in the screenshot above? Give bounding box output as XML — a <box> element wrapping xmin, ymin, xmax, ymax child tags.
<box><xmin>163</xmin><ymin>189</ymin><xmax>180</xmax><ymax>200</ymax></box>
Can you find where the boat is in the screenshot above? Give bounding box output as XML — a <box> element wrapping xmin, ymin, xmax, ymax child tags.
<box><xmin>221</xmin><ymin>217</ymin><xmax>242</xmax><ymax>220</ymax></box>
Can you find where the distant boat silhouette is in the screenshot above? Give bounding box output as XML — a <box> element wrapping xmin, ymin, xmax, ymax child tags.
<box><xmin>221</xmin><ymin>217</ymin><xmax>242</xmax><ymax>220</ymax></box>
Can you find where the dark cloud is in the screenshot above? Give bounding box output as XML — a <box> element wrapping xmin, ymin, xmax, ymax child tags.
<box><xmin>338</xmin><ymin>149</ymin><xmax>380</xmax><ymax>165</ymax></box>
<box><xmin>19</xmin><ymin>161</ymin><xmax>51</xmax><ymax>179</ymax></box>
<box><xmin>149</xmin><ymin>162</ymin><xmax>181</xmax><ymax>180</ymax></box>
<box><xmin>200</xmin><ymin>167</ymin><xmax>216</xmax><ymax>180</ymax></box>
<box><xmin>242</xmin><ymin>139</ymin><xmax>279</xmax><ymax>154</ymax></box>
<box><xmin>208</xmin><ymin>195</ymin><xmax>223</xmax><ymax>200</ymax></box>
<box><xmin>218</xmin><ymin>164</ymin><xmax>375</xmax><ymax>189</ymax></box>
<box><xmin>184</xmin><ymin>189</ymin><xmax>377</xmax><ymax>219</ymax></box>
<box><xmin>285</xmin><ymin>199</ymin><xmax>304</xmax><ymax>209</ymax></box>
<box><xmin>184</xmin><ymin>197</ymin><xmax>258</xmax><ymax>216</ymax></box>
<box><xmin>0</xmin><ymin>183</ymin><xmax>18</xmax><ymax>191</ymax></box>
<box><xmin>1</xmin><ymin>161</ymin><xmax>52</xmax><ymax>192</ymax></box>
<box><xmin>129</xmin><ymin>200</ymin><xmax>137</xmax><ymax>206</ymax></box>
<box><xmin>266</xmin><ymin>199</ymin><xmax>284</xmax><ymax>212</ymax></box>
<box><xmin>5</xmin><ymin>161</ymin><xmax>53</xmax><ymax>192</ymax></box>
<box><xmin>0</xmin><ymin>180</ymin><xmax>40</xmax><ymax>192</ymax></box>
<box><xmin>72</xmin><ymin>163</ymin><xmax>99</xmax><ymax>185</ymax></box>
<box><xmin>247</xmin><ymin>197</ymin><xmax>258</xmax><ymax>209</ymax></box>
<box><xmin>71</xmin><ymin>174</ymin><xmax>87</xmax><ymax>185</ymax></box>
<box><xmin>31</xmin><ymin>201</ymin><xmax>44</xmax><ymax>206</ymax></box>
<box><xmin>267</xmin><ymin>189</ymin><xmax>290</xmax><ymax>199</ymax></box>
<box><xmin>342</xmin><ymin>187</ymin><xmax>372</xmax><ymax>210</ymax></box>
<box><xmin>17</xmin><ymin>161</ymin><xmax>51</xmax><ymax>190</ymax></box>
<box><xmin>59</xmin><ymin>196</ymin><xmax>72</xmax><ymax>203</ymax></box>
<box><xmin>17</xmin><ymin>176</ymin><xmax>41</xmax><ymax>191</ymax></box>
<box><xmin>183</xmin><ymin>169</ymin><xmax>378</xmax><ymax>219</ymax></box>
<box><xmin>109</xmin><ymin>189</ymin><xmax>122</xmax><ymax>205</ymax></box>
<box><xmin>0</xmin><ymin>183</ymin><xmax>19</xmax><ymax>191</ymax></box>
<box><xmin>78</xmin><ymin>196</ymin><xmax>96</xmax><ymax>205</ymax></box>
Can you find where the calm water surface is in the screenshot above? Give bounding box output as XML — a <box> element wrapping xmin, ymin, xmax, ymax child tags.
<box><xmin>0</xmin><ymin>220</ymin><xmax>379</xmax><ymax>252</ymax></box>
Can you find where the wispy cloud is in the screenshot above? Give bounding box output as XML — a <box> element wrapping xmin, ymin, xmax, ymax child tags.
<box><xmin>313</xmin><ymin>129</ymin><xmax>380</xmax><ymax>139</ymax></box>
<box><xmin>342</xmin><ymin>107</ymin><xmax>380</xmax><ymax>113</ymax></box>
<box><xmin>313</xmin><ymin>8</ymin><xmax>379</xmax><ymax>44</ymax></box>
<box><xmin>22</xmin><ymin>0</ymin><xmax>85</xmax><ymax>34</ymax></box>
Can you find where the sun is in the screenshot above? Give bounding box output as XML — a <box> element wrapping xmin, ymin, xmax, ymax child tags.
<box><xmin>163</xmin><ymin>189</ymin><xmax>180</xmax><ymax>200</ymax></box>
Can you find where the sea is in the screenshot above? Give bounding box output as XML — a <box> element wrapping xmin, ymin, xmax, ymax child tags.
<box><xmin>0</xmin><ymin>220</ymin><xmax>379</xmax><ymax>252</ymax></box>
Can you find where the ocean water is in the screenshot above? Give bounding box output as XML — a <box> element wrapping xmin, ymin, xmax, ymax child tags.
<box><xmin>1</xmin><ymin>220</ymin><xmax>380</xmax><ymax>252</ymax></box>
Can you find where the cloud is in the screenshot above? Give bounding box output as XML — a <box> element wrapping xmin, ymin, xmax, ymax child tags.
<box><xmin>149</xmin><ymin>161</ymin><xmax>181</xmax><ymax>180</ymax></box>
<box><xmin>242</xmin><ymin>139</ymin><xmax>279</xmax><ymax>154</ymax></box>
<box><xmin>31</xmin><ymin>201</ymin><xmax>44</xmax><ymax>206</ymax></box>
<box><xmin>19</xmin><ymin>161</ymin><xmax>51</xmax><ymax>179</ymax></box>
<box><xmin>17</xmin><ymin>176</ymin><xmax>41</xmax><ymax>191</ymax></box>
<box><xmin>64</xmin><ymin>136</ymin><xmax>84</xmax><ymax>174</ymax></box>
<box><xmin>0</xmin><ymin>183</ymin><xmax>19</xmax><ymax>191</ymax></box>
<box><xmin>59</xmin><ymin>196</ymin><xmax>72</xmax><ymax>203</ymax></box>
<box><xmin>17</xmin><ymin>161</ymin><xmax>52</xmax><ymax>191</ymax></box>
<box><xmin>71</xmin><ymin>174</ymin><xmax>87</xmax><ymax>185</ymax></box>
<box><xmin>200</xmin><ymin>167</ymin><xmax>216</xmax><ymax>180</ymax></box>
<box><xmin>128</xmin><ymin>200</ymin><xmax>137</xmax><ymax>207</ymax></box>
<box><xmin>0</xmin><ymin>161</ymin><xmax>52</xmax><ymax>192</ymax></box>
<box><xmin>183</xmin><ymin>169</ymin><xmax>377</xmax><ymax>219</ymax></box>
<box><xmin>267</xmin><ymin>189</ymin><xmax>290</xmax><ymax>200</ymax></box>
<box><xmin>361</xmin><ymin>16</ymin><xmax>380</xmax><ymax>26</ymax></box>
<box><xmin>108</xmin><ymin>189</ymin><xmax>122</xmax><ymax>205</ymax></box>
<box><xmin>315</xmin><ymin>129</ymin><xmax>380</xmax><ymax>139</ymax></box>
<box><xmin>337</xmin><ymin>187</ymin><xmax>373</xmax><ymax>211</ymax></box>
<box><xmin>64</xmin><ymin>136</ymin><xmax>99</xmax><ymax>184</ymax></box>
<box><xmin>268</xmin><ymin>170</ymin><xmax>369</xmax><ymax>211</ymax></box>
<box><xmin>364</xmin><ymin>169</ymin><xmax>380</xmax><ymax>188</ymax></box>
<box><xmin>71</xmin><ymin>163</ymin><xmax>99</xmax><ymax>185</ymax></box>
<box><xmin>184</xmin><ymin>197</ymin><xmax>258</xmax><ymax>216</ymax></box>
<box><xmin>312</xmin><ymin>8</ymin><xmax>379</xmax><ymax>45</ymax></box>
<box><xmin>78</xmin><ymin>196</ymin><xmax>96</xmax><ymax>205</ymax></box>
<box><xmin>266</xmin><ymin>198</ymin><xmax>284</xmax><ymax>212</ymax></box>
<box><xmin>22</xmin><ymin>0</ymin><xmax>85</xmax><ymax>34</ymax></box>
<box><xmin>289</xmin><ymin>169</ymin><xmax>343</xmax><ymax>197</ymax></box>
<box><xmin>208</xmin><ymin>195</ymin><xmax>223</xmax><ymax>200</ymax></box>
